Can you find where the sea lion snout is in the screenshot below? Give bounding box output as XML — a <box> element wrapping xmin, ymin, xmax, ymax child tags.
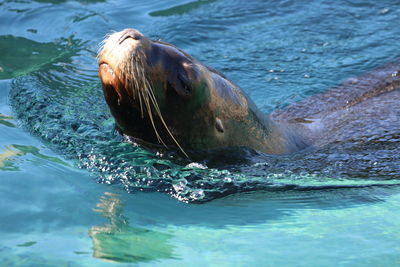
<box><xmin>98</xmin><ymin>29</ymin><xmax>148</xmax><ymax>71</ymax></box>
<box><xmin>118</xmin><ymin>28</ymin><xmax>144</xmax><ymax>44</ymax></box>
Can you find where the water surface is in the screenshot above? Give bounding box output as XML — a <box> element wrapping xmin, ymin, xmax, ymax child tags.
<box><xmin>1</xmin><ymin>0</ymin><xmax>400</xmax><ymax>265</ymax></box>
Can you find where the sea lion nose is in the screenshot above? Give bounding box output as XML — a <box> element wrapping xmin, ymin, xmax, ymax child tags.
<box><xmin>118</xmin><ymin>28</ymin><xmax>143</xmax><ymax>44</ymax></box>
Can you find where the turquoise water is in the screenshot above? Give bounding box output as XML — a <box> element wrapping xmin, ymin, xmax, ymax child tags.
<box><xmin>1</xmin><ymin>0</ymin><xmax>400</xmax><ymax>265</ymax></box>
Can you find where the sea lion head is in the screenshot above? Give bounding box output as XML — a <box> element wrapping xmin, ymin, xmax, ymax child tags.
<box><xmin>98</xmin><ymin>28</ymin><xmax>257</xmax><ymax>156</ymax></box>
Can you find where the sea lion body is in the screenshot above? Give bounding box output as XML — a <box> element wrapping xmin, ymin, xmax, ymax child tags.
<box><xmin>98</xmin><ymin>29</ymin><xmax>309</xmax><ymax>155</ymax></box>
<box><xmin>272</xmin><ymin>59</ymin><xmax>400</xmax><ymax>147</ymax></box>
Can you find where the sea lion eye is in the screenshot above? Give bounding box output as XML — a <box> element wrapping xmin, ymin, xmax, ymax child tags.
<box><xmin>177</xmin><ymin>73</ymin><xmax>192</xmax><ymax>95</ymax></box>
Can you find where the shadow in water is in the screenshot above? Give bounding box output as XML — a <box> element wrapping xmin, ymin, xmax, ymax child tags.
<box><xmin>88</xmin><ymin>192</ymin><xmax>177</xmax><ymax>263</ymax></box>
<box><xmin>114</xmin><ymin>184</ymin><xmax>400</xmax><ymax>229</ymax></box>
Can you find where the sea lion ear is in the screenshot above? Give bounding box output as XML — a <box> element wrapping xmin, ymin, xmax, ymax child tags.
<box><xmin>215</xmin><ymin>117</ymin><xmax>224</xmax><ymax>133</ymax></box>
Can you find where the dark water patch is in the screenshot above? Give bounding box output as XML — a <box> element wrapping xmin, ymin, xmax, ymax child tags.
<box><xmin>0</xmin><ymin>114</ymin><xmax>16</xmax><ymax>128</ymax></box>
<box><xmin>7</xmin><ymin>8</ymin><xmax>31</xmax><ymax>13</ymax></box>
<box><xmin>0</xmin><ymin>35</ymin><xmax>82</xmax><ymax>79</ymax></box>
<box><xmin>17</xmin><ymin>241</ymin><xmax>37</xmax><ymax>247</ymax></box>
<box><xmin>74</xmin><ymin>251</ymin><xmax>89</xmax><ymax>255</ymax></box>
<box><xmin>149</xmin><ymin>0</ymin><xmax>216</xmax><ymax>17</ymax></box>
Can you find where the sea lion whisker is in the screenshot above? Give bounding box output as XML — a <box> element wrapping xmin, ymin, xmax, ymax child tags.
<box><xmin>144</xmin><ymin>80</ymin><xmax>189</xmax><ymax>158</ymax></box>
<box><xmin>143</xmin><ymin>86</ymin><xmax>166</xmax><ymax>146</ymax></box>
<box><xmin>132</xmin><ymin>63</ymin><xmax>165</xmax><ymax>146</ymax></box>
<box><xmin>97</xmin><ymin>32</ymin><xmax>116</xmax><ymax>60</ymax></box>
<box><xmin>132</xmin><ymin>57</ymin><xmax>168</xmax><ymax>145</ymax></box>
<box><xmin>134</xmin><ymin>60</ymin><xmax>145</xmax><ymax>118</ymax></box>
<box><xmin>142</xmin><ymin>80</ymin><xmax>165</xmax><ymax>144</ymax></box>
<box><xmin>137</xmin><ymin>84</ymin><xmax>144</xmax><ymax>118</ymax></box>
<box><xmin>131</xmin><ymin>62</ymin><xmax>138</xmax><ymax>101</ymax></box>
<box><xmin>133</xmin><ymin>49</ymin><xmax>189</xmax><ymax>157</ymax></box>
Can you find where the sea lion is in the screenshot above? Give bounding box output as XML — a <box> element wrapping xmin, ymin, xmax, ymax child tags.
<box><xmin>98</xmin><ymin>29</ymin><xmax>400</xmax><ymax>157</ymax></box>
<box><xmin>98</xmin><ymin>28</ymin><xmax>310</xmax><ymax>156</ymax></box>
